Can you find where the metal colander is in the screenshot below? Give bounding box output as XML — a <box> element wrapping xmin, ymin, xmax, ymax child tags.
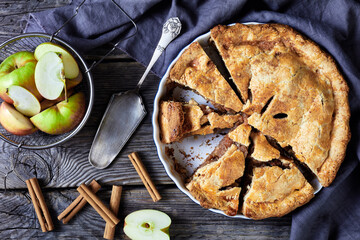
<box><xmin>0</xmin><ymin>33</ymin><xmax>94</xmax><ymax>150</ymax></box>
<box><xmin>0</xmin><ymin>0</ymin><xmax>136</xmax><ymax>150</ymax></box>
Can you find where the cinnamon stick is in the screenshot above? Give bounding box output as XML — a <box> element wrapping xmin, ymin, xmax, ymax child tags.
<box><xmin>58</xmin><ymin>179</ymin><xmax>101</xmax><ymax>224</ymax></box>
<box><xmin>77</xmin><ymin>184</ymin><xmax>120</xmax><ymax>228</ymax></box>
<box><xmin>103</xmin><ymin>185</ymin><xmax>122</xmax><ymax>240</ymax></box>
<box><xmin>26</xmin><ymin>178</ymin><xmax>54</xmax><ymax>232</ymax></box>
<box><xmin>128</xmin><ymin>152</ymin><xmax>161</xmax><ymax>202</ymax></box>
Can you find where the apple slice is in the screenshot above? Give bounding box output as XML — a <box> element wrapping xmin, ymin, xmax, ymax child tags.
<box><xmin>124</xmin><ymin>209</ymin><xmax>171</xmax><ymax>240</ymax></box>
<box><xmin>0</xmin><ymin>102</ymin><xmax>37</xmax><ymax>135</ymax></box>
<box><xmin>7</xmin><ymin>85</ymin><xmax>41</xmax><ymax>117</ymax></box>
<box><xmin>34</xmin><ymin>42</ymin><xmax>79</xmax><ymax>79</ymax></box>
<box><xmin>35</xmin><ymin>51</ymin><xmax>66</xmax><ymax>100</ymax></box>
<box><xmin>30</xmin><ymin>92</ymin><xmax>85</xmax><ymax>135</ymax></box>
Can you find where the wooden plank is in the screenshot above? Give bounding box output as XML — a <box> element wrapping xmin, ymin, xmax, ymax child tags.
<box><xmin>0</xmin><ymin>186</ymin><xmax>291</xmax><ymax>239</ymax></box>
<box><xmin>0</xmin><ymin>61</ymin><xmax>171</xmax><ymax>189</ymax></box>
<box><xmin>0</xmin><ymin>0</ymin><xmax>71</xmax><ymax>41</ymax></box>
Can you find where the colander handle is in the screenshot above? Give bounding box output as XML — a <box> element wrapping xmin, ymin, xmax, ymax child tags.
<box><xmin>49</xmin><ymin>0</ymin><xmax>138</xmax><ymax>73</ymax></box>
<box><xmin>49</xmin><ymin>0</ymin><xmax>87</xmax><ymax>42</ymax></box>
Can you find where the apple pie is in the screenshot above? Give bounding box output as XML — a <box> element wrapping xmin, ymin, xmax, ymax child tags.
<box><xmin>161</xmin><ymin>23</ymin><xmax>350</xmax><ymax>219</ymax></box>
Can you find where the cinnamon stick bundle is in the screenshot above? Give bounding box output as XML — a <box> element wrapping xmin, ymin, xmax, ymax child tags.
<box><xmin>104</xmin><ymin>185</ymin><xmax>122</xmax><ymax>240</ymax></box>
<box><xmin>77</xmin><ymin>183</ymin><xmax>120</xmax><ymax>228</ymax></box>
<box><xmin>26</xmin><ymin>178</ymin><xmax>54</xmax><ymax>232</ymax></box>
<box><xmin>128</xmin><ymin>152</ymin><xmax>161</xmax><ymax>202</ymax></box>
<box><xmin>58</xmin><ymin>179</ymin><xmax>101</xmax><ymax>224</ymax></box>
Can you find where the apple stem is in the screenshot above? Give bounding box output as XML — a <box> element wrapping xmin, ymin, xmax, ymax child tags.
<box><xmin>65</xmin><ymin>87</ymin><xmax>68</xmax><ymax>102</ymax></box>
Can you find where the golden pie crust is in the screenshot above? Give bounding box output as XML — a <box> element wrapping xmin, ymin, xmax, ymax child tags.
<box><xmin>211</xmin><ymin>23</ymin><xmax>350</xmax><ymax>187</ymax></box>
<box><xmin>242</xmin><ymin>159</ymin><xmax>314</xmax><ymax>220</ymax></box>
<box><xmin>186</xmin><ymin>144</ymin><xmax>245</xmax><ymax>216</ymax></box>
<box><xmin>228</xmin><ymin>123</ymin><xmax>252</xmax><ymax>147</ymax></box>
<box><xmin>162</xmin><ymin>23</ymin><xmax>350</xmax><ymax>219</ymax></box>
<box><xmin>169</xmin><ymin>42</ymin><xmax>243</xmax><ymax>112</ymax></box>
<box><xmin>250</xmin><ymin>131</ymin><xmax>280</xmax><ymax>162</ymax></box>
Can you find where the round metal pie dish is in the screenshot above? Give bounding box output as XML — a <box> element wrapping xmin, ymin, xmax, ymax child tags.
<box><xmin>152</xmin><ymin>22</ymin><xmax>322</xmax><ymax>218</ymax></box>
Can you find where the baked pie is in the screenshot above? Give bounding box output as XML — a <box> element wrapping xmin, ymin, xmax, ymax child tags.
<box><xmin>159</xmin><ymin>23</ymin><xmax>350</xmax><ymax>219</ymax></box>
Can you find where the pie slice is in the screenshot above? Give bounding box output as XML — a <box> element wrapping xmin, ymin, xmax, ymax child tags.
<box><xmin>210</xmin><ymin>23</ymin><xmax>350</xmax><ymax>187</ymax></box>
<box><xmin>159</xmin><ymin>100</ymin><xmax>243</xmax><ymax>143</ymax></box>
<box><xmin>186</xmin><ymin>144</ymin><xmax>245</xmax><ymax>216</ymax></box>
<box><xmin>186</xmin><ymin>122</ymin><xmax>251</xmax><ymax>216</ymax></box>
<box><xmin>210</xmin><ymin>25</ymin><xmax>262</xmax><ymax>102</ymax></box>
<box><xmin>242</xmin><ymin>158</ymin><xmax>314</xmax><ymax>220</ymax></box>
<box><xmin>168</xmin><ymin>41</ymin><xmax>243</xmax><ymax>112</ymax></box>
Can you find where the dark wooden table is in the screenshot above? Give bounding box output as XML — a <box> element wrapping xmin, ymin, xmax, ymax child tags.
<box><xmin>0</xmin><ymin>1</ymin><xmax>291</xmax><ymax>239</ymax></box>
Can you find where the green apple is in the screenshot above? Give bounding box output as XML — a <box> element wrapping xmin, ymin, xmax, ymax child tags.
<box><xmin>30</xmin><ymin>92</ymin><xmax>85</xmax><ymax>135</ymax></box>
<box><xmin>40</xmin><ymin>88</ymin><xmax>74</xmax><ymax>111</ymax></box>
<box><xmin>124</xmin><ymin>209</ymin><xmax>171</xmax><ymax>240</ymax></box>
<box><xmin>35</xmin><ymin>51</ymin><xmax>66</xmax><ymax>100</ymax></box>
<box><xmin>7</xmin><ymin>85</ymin><xmax>41</xmax><ymax>117</ymax></box>
<box><xmin>0</xmin><ymin>102</ymin><xmax>37</xmax><ymax>135</ymax></box>
<box><xmin>0</xmin><ymin>51</ymin><xmax>42</xmax><ymax>103</ymax></box>
<box><xmin>66</xmin><ymin>71</ymin><xmax>83</xmax><ymax>89</ymax></box>
<box><xmin>34</xmin><ymin>42</ymin><xmax>79</xmax><ymax>79</ymax></box>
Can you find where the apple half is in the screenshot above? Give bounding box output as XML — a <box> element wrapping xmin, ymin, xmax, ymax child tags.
<box><xmin>35</xmin><ymin>51</ymin><xmax>66</xmax><ymax>100</ymax></box>
<box><xmin>30</xmin><ymin>92</ymin><xmax>85</xmax><ymax>135</ymax></box>
<box><xmin>124</xmin><ymin>209</ymin><xmax>171</xmax><ymax>240</ymax></box>
<box><xmin>0</xmin><ymin>51</ymin><xmax>42</xmax><ymax>103</ymax></box>
<box><xmin>7</xmin><ymin>85</ymin><xmax>41</xmax><ymax>117</ymax></box>
<box><xmin>34</xmin><ymin>42</ymin><xmax>79</xmax><ymax>79</ymax></box>
<box><xmin>0</xmin><ymin>102</ymin><xmax>37</xmax><ymax>135</ymax></box>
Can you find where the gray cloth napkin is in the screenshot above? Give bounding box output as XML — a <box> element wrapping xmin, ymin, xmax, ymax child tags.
<box><xmin>24</xmin><ymin>0</ymin><xmax>360</xmax><ymax>239</ymax></box>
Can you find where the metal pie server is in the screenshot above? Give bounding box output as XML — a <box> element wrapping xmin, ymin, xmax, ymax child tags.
<box><xmin>89</xmin><ymin>17</ymin><xmax>182</xmax><ymax>169</ymax></box>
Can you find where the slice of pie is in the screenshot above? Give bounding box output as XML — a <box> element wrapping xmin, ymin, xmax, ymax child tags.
<box><xmin>210</xmin><ymin>23</ymin><xmax>350</xmax><ymax>187</ymax></box>
<box><xmin>242</xmin><ymin>158</ymin><xmax>314</xmax><ymax>220</ymax></box>
<box><xmin>186</xmin><ymin>144</ymin><xmax>245</xmax><ymax>216</ymax></box>
<box><xmin>168</xmin><ymin>41</ymin><xmax>243</xmax><ymax>112</ymax></box>
<box><xmin>159</xmin><ymin>100</ymin><xmax>243</xmax><ymax>143</ymax></box>
<box><xmin>186</xmin><ymin>123</ymin><xmax>251</xmax><ymax>216</ymax></box>
<box><xmin>210</xmin><ymin>25</ymin><xmax>262</xmax><ymax>102</ymax></box>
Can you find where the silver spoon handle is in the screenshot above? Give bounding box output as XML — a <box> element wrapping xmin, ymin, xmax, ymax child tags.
<box><xmin>136</xmin><ymin>17</ymin><xmax>182</xmax><ymax>90</ymax></box>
